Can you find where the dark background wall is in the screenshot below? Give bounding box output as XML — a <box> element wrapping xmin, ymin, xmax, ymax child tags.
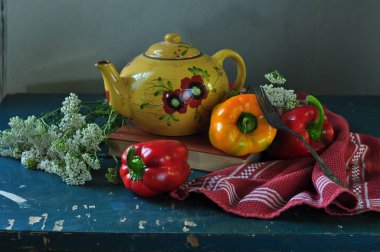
<box><xmin>0</xmin><ymin>0</ymin><xmax>5</xmax><ymax>101</ymax></box>
<box><xmin>1</xmin><ymin>0</ymin><xmax>380</xmax><ymax>99</ymax></box>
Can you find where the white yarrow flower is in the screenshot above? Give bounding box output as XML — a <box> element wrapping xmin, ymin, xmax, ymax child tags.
<box><xmin>61</xmin><ymin>93</ymin><xmax>81</xmax><ymax>115</ymax></box>
<box><xmin>73</xmin><ymin>123</ymin><xmax>104</xmax><ymax>152</ymax></box>
<box><xmin>261</xmin><ymin>84</ymin><xmax>299</xmax><ymax>113</ymax></box>
<box><xmin>59</xmin><ymin>113</ymin><xmax>86</xmax><ymax>132</ymax></box>
<box><xmin>264</xmin><ymin>70</ymin><xmax>287</xmax><ymax>85</ymax></box>
<box><xmin>82</xmin><ymin>153</ymin><xmax>101</xmax><ymax>170</ymax></box>
<box><xmin>63</xmin><ymin>154</ymin><xmax>92</xmax><ymax>185</ymax></box>
<box><xmin>0</xmin><ymin>92</ymin><xmax>126</xmax><ymax>186</ymax></box>
<box><xmin>21</xmin><ymin>148</ymin><xmax>40</xmax><ymax>169</ymax></box>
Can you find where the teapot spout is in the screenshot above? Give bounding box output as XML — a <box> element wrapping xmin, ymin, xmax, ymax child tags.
<box><xmin>95</xmin><ymin>60</ymin><xmax>131</xmax><ymax>118</ymax></box>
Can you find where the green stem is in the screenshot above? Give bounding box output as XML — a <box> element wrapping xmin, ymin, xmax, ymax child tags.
<box><xmin>80</xmin><ymin>104</ymin><xmax>93</xmax><ymax>111</ymax></box>
<box><xmin>126</xmin><ymin>146</ymin><xmax>145</xmax><ymax>181</ymax></box>
<box><xmin>111</xmin><ymin>154</ymin><xmax>118</xmax><ymax>166</ymax></box>
<box><xmin>40</xmin><ymin>118</ymin><xmax>50</xmax><ymax>128</ymax></box>
<box><xmin>102</xmin><ymin>110</ymin><xmax>119</xmax><ymax>135</ymax></box>
<box><xmin>236</xmin><ymin>112</ymin><xmax>257</xmax><ymax>135</ymax></box>
<box><xmin>85</xmin><ymin>110</ymin><xmax>103</xmax><ymax>120</ymax></box>
<box><xmin>82</xmin><ymin>100</ymin><xmax>104</xmax><ymax>105</ymax></box>
<box><xmin>306</xmin><ymin>95</ymin><xmax>325</xmax><ymax>140</ymax></box>
<box><xmin>39</xmin><ymin>107</ymin><xmax>61</xmax><ymax>120</ymax></box>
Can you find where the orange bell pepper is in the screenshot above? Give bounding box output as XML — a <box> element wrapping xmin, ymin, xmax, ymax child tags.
<box><xmin>209</xmin><ymin>94</ymin><xmax>277</xmax><ymax>156</ymax></box>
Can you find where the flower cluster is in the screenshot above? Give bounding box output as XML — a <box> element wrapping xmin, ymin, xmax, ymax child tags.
<box><xmin>261</xmin><ymin>70</ymin><xmax>299</xmax><ymax>114</ymax></box>
<box><xmin>264</xmin><ymin>70</ymin><xmax>287</xmax><ymax>85</ymax></box>
<box><xmin>0</xmin><ymin>93</ymin><xmax>127</xmax><ymax>185</ymax></box>
<box><xmin>261</xmin><ymin>84</ymin><xmax>299</xmax><ymax>114</ymax></box>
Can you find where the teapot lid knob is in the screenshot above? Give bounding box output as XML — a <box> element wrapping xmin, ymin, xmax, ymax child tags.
<box><xmin>144</xmin><ymin>33</ymin><xmax>201</xmax><ymax>59</ymax></box>
<box><xmin>164</xmin><ymin>33</ymin><xmax>181</xmax><ymax>44</ymax></box>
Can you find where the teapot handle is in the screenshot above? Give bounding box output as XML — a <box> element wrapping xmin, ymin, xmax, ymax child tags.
<box><xmin>211</xmin><ymin>49</ymin><xmax>246</xmax><ymax>92</ymax></box>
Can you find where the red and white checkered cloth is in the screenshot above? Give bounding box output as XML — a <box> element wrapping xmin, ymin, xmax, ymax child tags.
<box><xmin>170</xmin><ymin>110</ymin><xmax>380</xmax><ymax>219</ymax></box>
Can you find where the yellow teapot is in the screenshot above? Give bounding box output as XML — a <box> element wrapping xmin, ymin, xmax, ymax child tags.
<box><xmin>96</xmin><ymin>33</ymin><xmax>246</xmax><ymax>136</ymax></box>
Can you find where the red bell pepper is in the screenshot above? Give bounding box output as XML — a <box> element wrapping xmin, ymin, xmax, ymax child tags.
<box><xmin>119</xmin><ymin>140</ymin><xmax>190</xmax><ymax>197</ymax></box>
<box><xmin>267</xmin><ymin>95</ymin><xmax>334</xmax><ymax>159</ymax></box>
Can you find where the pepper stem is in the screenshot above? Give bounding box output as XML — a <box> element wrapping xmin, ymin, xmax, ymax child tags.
<box><xmin>306</xmin><ymin>95</ymin><xmax>325</xmax><ymax>140</ymax></box>
<box><xmin>127</xmin><ymin>146</ymin><xmax>146</xmax><ymax>181</ymax></box>
<box><xmin>236</xmin><ymin>112</ymin><xmax>257</xmax><ymax>135</ymax></box>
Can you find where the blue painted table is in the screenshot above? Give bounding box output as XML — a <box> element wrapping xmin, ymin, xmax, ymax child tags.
<box><xmin>1</xmin><ymin>94</ymin><xmax>380</xmax><ymax>251</ymax></box>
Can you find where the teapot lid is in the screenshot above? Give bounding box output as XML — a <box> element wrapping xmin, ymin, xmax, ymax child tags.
<box><xmin>144</xmin><ymin>33</ymin><xmax>201</xmax><ymax>60</ymax></box>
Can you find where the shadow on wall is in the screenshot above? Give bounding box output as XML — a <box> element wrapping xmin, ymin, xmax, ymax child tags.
<box><xmin>182</xmin><ymin>1</ymin><xmax>316</xmax><ymax>92</ymax></box>
<box><xmin>7</xmin><ymin>0</ymin><xmax>380</xmax><ymax>96</ymax></box>
<box><xmin>181</xmin><ymin>2</ymin><xmax>256</xmax><ymax>88</ymax></box>
<box><xmin>181</xmin><ymin>1</ymin><xmax>380</xmax><ymax>95</ymax></box>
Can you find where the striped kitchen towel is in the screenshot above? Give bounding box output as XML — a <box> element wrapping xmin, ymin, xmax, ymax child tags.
<box><xmin>170</xmin><ymin>110</ymin><xmax>380</xmax><ymax>219</ymax></box>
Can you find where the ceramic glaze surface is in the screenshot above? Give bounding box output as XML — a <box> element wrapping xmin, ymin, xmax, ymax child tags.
<box><xmin>96</xmin><ymin>33</ymin><xmax>246</xmax><ymax>136</ymax></box>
